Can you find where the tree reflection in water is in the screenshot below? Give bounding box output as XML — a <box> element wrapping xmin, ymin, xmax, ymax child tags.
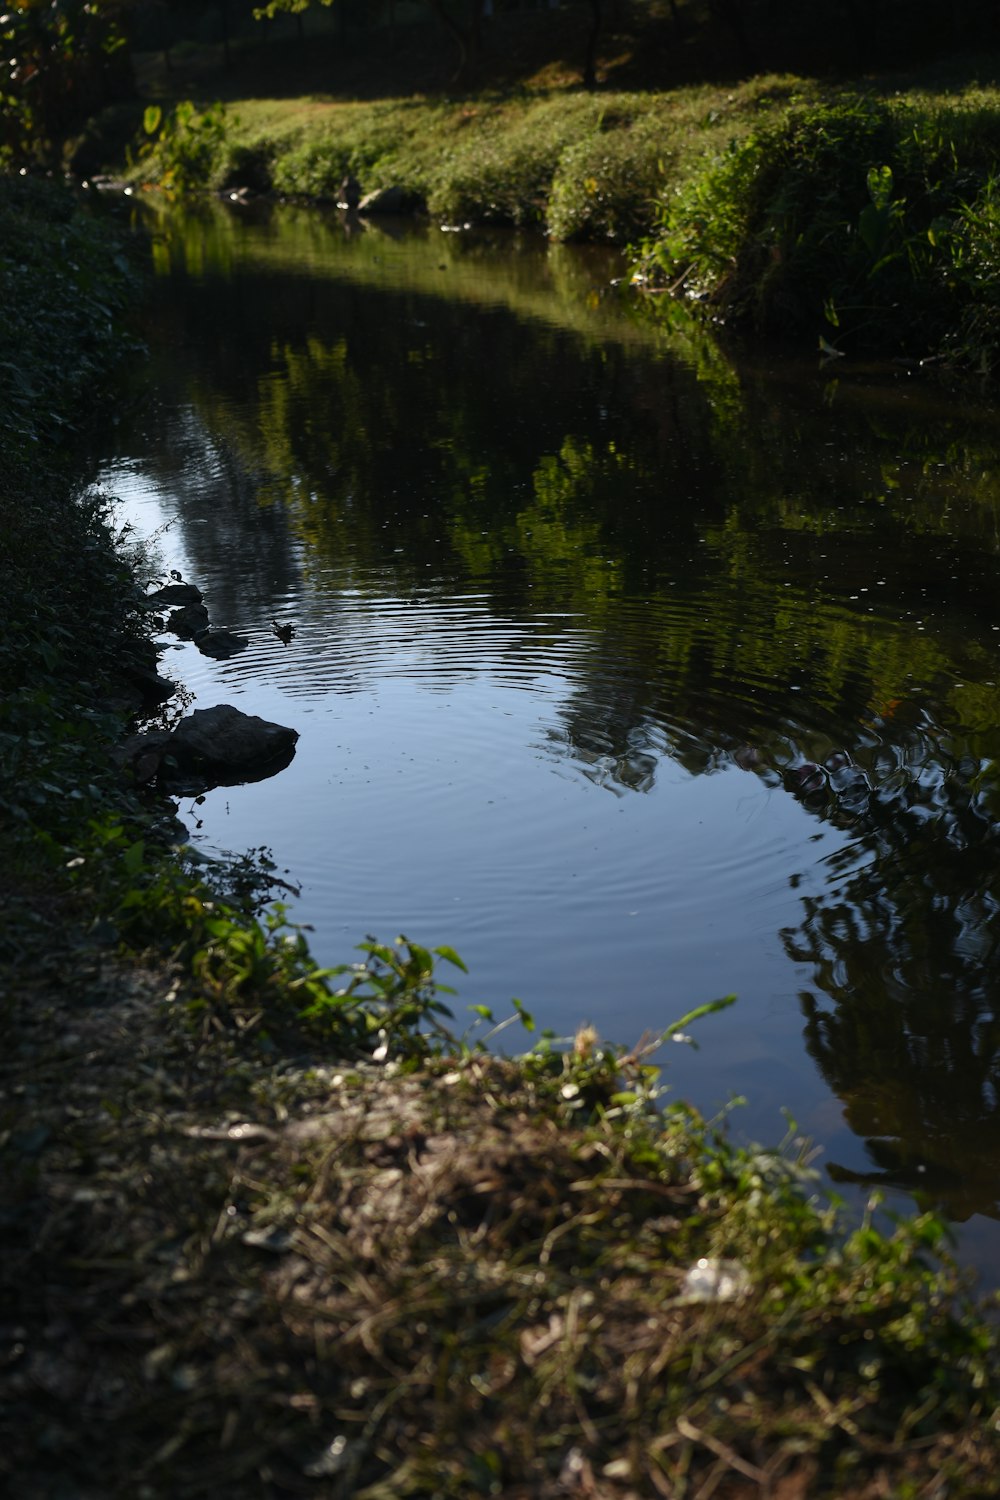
<box><xmin>778</xmin><ymin>710</ymin><xmax>1000</xmax><ymax>1222</ymax></box>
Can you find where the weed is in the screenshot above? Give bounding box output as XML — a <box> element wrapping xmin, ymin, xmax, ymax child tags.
<box><xmin>132</xmin><ymin>99</ymin><xmax>230</xmax><ymax>192</ymax></box>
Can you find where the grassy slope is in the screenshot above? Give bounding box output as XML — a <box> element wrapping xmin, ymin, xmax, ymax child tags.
<box><xmin>108</xmin><ymin>12</ymin><xmax>1000</xmax><ymax>368</ymax></box>
<box><xmin>3</xmin><ymin>139</ymin><xmax>1000</xmax><ymax>1500</ymax></box>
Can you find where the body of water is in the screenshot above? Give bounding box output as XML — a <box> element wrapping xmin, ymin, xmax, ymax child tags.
<box><xmin>97</xmin><ymin>196</ymin><xmax>1000</xmax><ymax>1273</ymax></box>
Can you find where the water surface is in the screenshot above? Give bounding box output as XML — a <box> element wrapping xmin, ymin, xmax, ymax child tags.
<box><xmin>98</xmin><ymin>197</ymin><xmax>1000</xmax><ymax>1270</ymax></box>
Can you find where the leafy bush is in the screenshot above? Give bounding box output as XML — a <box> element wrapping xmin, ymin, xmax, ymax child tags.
<box><xmin>426</xmin><ymin>118</ymin><xmax>563</xmax><ymax>228</ymax></box>
<box><xmin>270</xmin><ymin>135</ymin><xmax>352</xmax><ymax>200</ymax></box>
<box><xmin>0</xmin><ymin>174</ymin><xmax>140</xmax><ymax>480</ymax></box>
<box><xmin>638</xmin><ymin>93</ymin><xmax>1000</xmax><ymax>368</ymax></box>
<box><xmin>548</xmin><ymin>116</ymin><xmax>675</xmax><ymax>242</ymax></box>
<box><xmin>134</xmin><ymin>100</ymin><xmax>230</xmax><ymax>192</ymax></box>
<box><xmin>0</xmin><ymin>0</ymin><xmax>132</xmax><ymax>165</ymax></box>
<box><xmin>642</xmin><ymin>98</ymin><xmax>899</xmax><ymax>317</ymax></box>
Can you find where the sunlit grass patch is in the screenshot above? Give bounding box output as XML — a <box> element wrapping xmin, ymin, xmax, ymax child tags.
<box><xmin>122</xmin><ymin>76</ymin><xmax>820</xmax><ymax>242</ymax></box>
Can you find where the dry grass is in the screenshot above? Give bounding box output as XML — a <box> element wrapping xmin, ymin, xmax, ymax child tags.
<box><xmin>3</xmin><ymin>938</ymin><xmax>999</xmax><ymax>1498</ymax></box>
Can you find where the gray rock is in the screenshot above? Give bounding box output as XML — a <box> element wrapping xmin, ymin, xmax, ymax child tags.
<box><xmin>113</xmin><ymin>707</ymin><xmax>297</xmax><ymax>791</ymax></box>
<box><xmin>168</xmin><ymin>602</ymin><xmax>211</xmax><ymax>639</ymax></box>
<box><xmin>195</xmin><ymin>628</ymin><xmax>249</xmax><ymax>660</ymax></box>
<box><xmin>169</xmin><ymin>705</ymin><xmax>298</xmax><ymax>782</ymax></box>
<box><xmin>119</xmin><ymin>662</ymin><xmax>176</xmax><ymax>705</ymax></box>
<box><xmin>358</xmin><ymin>184</ymin><xmax>424</xmax><ymax>216</ymax></box>
<box><xmin>146</xmin><ymin>582</ymin><xmax>204</xmax><ymax>605</ymax></box>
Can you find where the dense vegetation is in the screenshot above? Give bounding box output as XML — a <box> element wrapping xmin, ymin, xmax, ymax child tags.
<box><xmin>638</xmin><ymin>87</ymin><xmax>1000</xmax><ymax>372</ymax></box>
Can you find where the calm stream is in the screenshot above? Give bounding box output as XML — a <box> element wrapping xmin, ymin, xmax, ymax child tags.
<box><xmin>97</xmin><ymin>197</ymin><xmax>1000</xmax><ymax>1273</ymax></box>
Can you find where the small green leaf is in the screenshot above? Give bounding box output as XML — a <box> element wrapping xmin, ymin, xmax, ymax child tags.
<box><xmin>512</xmin><ymin>997</ymin><xmax>536</xmax><ymax>1032</ymax></box>
<box><xmin>434</xmin><ymin>945</ymin><xmax>468</xmax><ymax>973</ymax></box>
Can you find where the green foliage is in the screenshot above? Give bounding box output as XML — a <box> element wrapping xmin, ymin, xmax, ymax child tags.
<box><xmin>547</xmin><ymin>114</ymin><xmax>675</xmax><ymax>242</ymax></box>
<box><xmin>0</xmin><ymin>173</ymin><xmax>141</xmax><ymax>481</ymax></box>
<box><xmin>269</xmin><ymin>134</ymin><xmax>354</xmax><ymax>200</ymax></box>
<box><xmin>638</xmin><ymin>91</ymin><xmax>1000</xmax><ymax>369</ymax></box>
<box><xmin>0</xmin><ymin>0</ymin><xmax>132</xmax><ymax>165</ymax></box>
<box><xmin>133</xmin><ymin>99</ymin><xmax>230</xmax><ymax>192</ymax></box>
<box><xmin>428</xmin><ymin>131</ymin><xmax>557</xmax><ymax>228</ymax></box>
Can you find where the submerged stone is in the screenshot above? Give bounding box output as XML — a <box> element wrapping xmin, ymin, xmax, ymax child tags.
<box><xmin>146</xmin><ymin>582</ymin><xmax>203</xmax><ymax>605</ymax></box>
<box><xmin>167</xmin><ymin>601</ymin><xmax>211</xmax><ymax>639</ymax></box>
<box><xmin>195</xmin><ymin>628</ymin><xmax>249</xmax><ymax>660</ymax></box>
<box><xmin>114</xmin><ymin>707</ymin><xmax>298</xmax><ymax>792</ymax></box>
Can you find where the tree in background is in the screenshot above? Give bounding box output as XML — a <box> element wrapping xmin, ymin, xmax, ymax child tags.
<box><xmin>1</xmin><ymin>0</ymin><xmax>134</xmax><ymax>162</ymax></box>
<box><xmin>248</xmin><ymin>0</ymin><xmax>486</xmax><ymax>78</ymax></box>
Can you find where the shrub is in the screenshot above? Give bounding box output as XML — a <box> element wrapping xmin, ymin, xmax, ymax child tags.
<box><xmin>638</xmin><ymin>92</ymin><xmax>1000</xmax><ymax>367</ymax></box>
<box><xmin>270</xmin><ymin>136</ymin><xmax>352</xmax><ymax>200</ymax></box>
<box><xmin>548</xmin><ymin>116</ymin><xmax>675</xmax><ymax>242</ymax></box>
<box><xmin>135</xmin><ymin>100</ymin><xmax>230</xmax><ymax>192</ymax></box>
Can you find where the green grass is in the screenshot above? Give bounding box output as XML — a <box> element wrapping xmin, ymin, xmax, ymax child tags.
<box><xmin>122</xmin><ymin>75</ymin><xmax>814</xmax><ymax>244</ymax></box>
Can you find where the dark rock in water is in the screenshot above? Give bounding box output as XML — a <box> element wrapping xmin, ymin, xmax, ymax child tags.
<box><xmin>119</xmin><ymin>661</ymin><xmax>176</xmax><ymax>705</ymax></box>
<box><xmin>168</xmin><ymin>601</ymin><xmax>211</xmax><ymax>639</ymax></box>
<box><xmin>785</xmin><ymin>762</ymin><xmax>827</xmax><ymax>799</ymax></box>
<box><xmin>146</xmin><ymin>582</ymin><xmax>203</xmax><ymax>606</ymax></box>
<box><xmin>166</xmin><ymin>705</ymin><xmax>298</xmax><ymax>788</ymax></box>
<box><xmin>358</xmin><ymin>184</ymin><xmax>423</xmax><ymax>216</ymax></box>
<box><xmin>114</xmin><ymin>707</ymin><xmax>297</xmax><ymax>793</ymax></box>
<box><xmin>109</xmin><ymin>635</ymin><xmax>176</xmax><ymax>707</ymax></box>
<box><xmin>195</xmin><ymin>628</ymin><xmax>249</xmax><ymax>660</ymax></box>
<box><xmin>732</xmin><ymin>744</ymin><xmax>762</xmax><ymax>772</ymax></box>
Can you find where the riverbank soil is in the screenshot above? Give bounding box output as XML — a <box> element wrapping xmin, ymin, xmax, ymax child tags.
<box><xmin>3</xmin><ymin>159</ymin><xmax>1000</xmax><ymax>1498</ymax></box>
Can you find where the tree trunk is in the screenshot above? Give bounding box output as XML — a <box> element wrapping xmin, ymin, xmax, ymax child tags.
<box><xmin>423</xmin><ymin>0</ymin><xmax>475</xmax><ymax>82</ymax></box>
<box><xmin>582</xmin><ymin>0</ymin><xmax>603</xmax><ymax>90</ymax></box>
<box><xmin>712</xmin><ymin>0</ymin><xmax>761</xmax><ymax>73</ymax></box>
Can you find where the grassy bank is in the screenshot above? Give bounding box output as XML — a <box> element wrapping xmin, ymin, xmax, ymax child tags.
<box><xmin>4</xmin><ymin>176</ymin><xmax>1000</xmax><ymax>1496</ymax></box>
<box><xmin>635</xmin><ymin>82</ymin><xmax>1000</xmax><ymax>372</ymax></box>
<box><xmin>122</xmin><ymin>74</ymin><xmax>803</xmax><ymax>244</ymax></box>
<box><xmin>112</xmin><ymin>46</ymin><xmax>1000</xmax><ymax>371</ymax></box>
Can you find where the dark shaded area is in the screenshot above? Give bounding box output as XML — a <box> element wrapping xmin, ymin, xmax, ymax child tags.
<box><xmin>126</xmin><ymin>1</ymin><xmax>1000</xmax><ymax>105</ymax></box>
